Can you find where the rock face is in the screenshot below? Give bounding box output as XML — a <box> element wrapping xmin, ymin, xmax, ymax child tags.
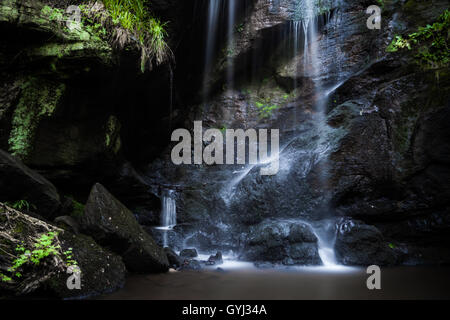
<box><xmin>80</xmin><ymin>183</ymin><xmax>169</xmax><ymax>273</ymax></box>
<box><xmin>0</xmin><ymin>0</ymin><xmax>449</xmax><ymax>270</ymax></box>
<box><xmin>335</xmin><ymin>218</ymin><xmax>398</xmax><ymax>266</ymax></box>
<box><xmin>0</xmin><ymin>149</ymin><xmax>60</xmax><ymax>218</ymax></box>
<box><xmin>240</xmin><ymin>220</ymin><xmax>322</xmax><ymax>265</ymax></box>
<box><xmin>144</xmin><ymin>0</ymin><xmax>450</xmax><ymax>267</ymax></box>
<box><xmin>180</xmin><ymin>248</ymin><xmax>198</xmax><ymax>258</ymax></box>
<box><xmin>0</xmin><ymin>203</ymin><xmax>126</xmax><ymax>299</ymax></box>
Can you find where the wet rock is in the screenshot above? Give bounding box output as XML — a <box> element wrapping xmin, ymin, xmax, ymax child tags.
<box><xmin>49</xmin><ymin>232</ymin><xmax>126</xmax><ymax>299</ymax></box>
<box><xmin>335</xmin><ymin>218</ymin><xmax>398</xmax><ymax>266</ymax></box>
<box><xmin>0</xmin><ymin>149</ymin><xmax>61</xmax><ymax>218</ymax></box>
<box><xmin>180</xmin><ymin>248</ymin><xmax>198</xmax><ymax>258</ymax></box>
<box><xmin>179</xmin><ymin>259</ymin><xmax>202</xmax><ymax>271</ymax></box>
<box><xmin>241</xmin><ymin>220</ymin><xmax>322</xmax><ymax>265</ymax></box>
<box><xmin>207</xmin><ymin>252</ymin><xmax>223</xmax><ymax>266</ymax></box>
<box><xmin>80</xmin><ymin>183</ymin><xmax>169</xmax><ymax>273</ymax></box>
<box><xmin>164</xmin><ymin>247</ymin><xmax>183</xmax><ymax>269</ymax></box>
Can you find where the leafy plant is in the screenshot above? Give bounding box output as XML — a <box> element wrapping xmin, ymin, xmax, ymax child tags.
<box><xmin>254</xmin><ymin>98</ymin><xmax>280</xmax><ymax>119</ymax></box>
<box><xmin>386</xmin><ymin>9</ymin><xmax>449</xmax><ymax>69</ymax></box>
<box><xmin>1</xmin><ymin>232</ymin><xmax>77</xmax><ymax>282</ymax></box>
<box><xmin>0</xmin><ymin>273</ymin><xmax>12</xmax><ymax>282</ymax></box>
<box><xmin>101</xmin><ymin>0</ymin><xmax>172</xmax><ymax>71</ymax></box>
<box><xmin>5</xmin><ymin>200</ymin><xmax>36</xmax><ymax>212</ymax></box>
<box><xmin>235</xmin><ymin>23</ymin><xmax>244</xmax><ymax>33</ymax></box>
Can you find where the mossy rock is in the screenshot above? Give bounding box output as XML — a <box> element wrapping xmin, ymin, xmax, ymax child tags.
<box><xmin>0</xmin><ymin>203</ymin><xmax>126</xmax><ymax>299</ymax></box>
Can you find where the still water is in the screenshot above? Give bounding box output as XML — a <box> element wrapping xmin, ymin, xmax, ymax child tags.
<box><xmin>100</xmin><ymin>266</ymin><xmax>450</xmax><ymax>300</ymax></box>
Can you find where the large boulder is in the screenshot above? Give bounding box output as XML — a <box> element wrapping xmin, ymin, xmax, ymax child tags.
<box><xmin>335</xmin><ymin>218</ymin><xmax>398</xmax><ymax>266</ymax></box>
<box><xmin>0</xmin><ymin>203</ymin><xmax>126</xmax><ymax>299</ymax></box>
<box><xmin>0</xmin><ymin>149</ymin><xmax>60</xmax><ymax>218</ymax></box>
<box><xmin>80</xmin><ymin>183</ymin><xmax>169</xmax><ymax>273</ymax></box>
<box><xmin>240</xmin><ymin>220</ymin><xmax>322</xmax><ymax>265</ymax></box>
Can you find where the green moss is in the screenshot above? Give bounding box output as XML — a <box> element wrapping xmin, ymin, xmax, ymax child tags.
<box><xmin>8</xmin><ymin>78</ymin><xmax>65</xmax><ymax>160</ymax></box>
<box><xmin>0</xmin><ymin>0</ymin><xmax>19</xmax><ymax>23</ymax></box>
<box><xmin>105</xmin><ymin>115</ymin><xmax>121</xmax><ymax>153</ymax></box>
<box><xmin>40</xmin><ymin>5</ymin><xmax>64</xmax><ymax>21</ymax></box>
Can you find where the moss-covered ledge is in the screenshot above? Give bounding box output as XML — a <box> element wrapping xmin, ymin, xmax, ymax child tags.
<box><xmin>0</xmin><ymin>0</ymin><xmax>113</xmax><ymax>64</ymax></box>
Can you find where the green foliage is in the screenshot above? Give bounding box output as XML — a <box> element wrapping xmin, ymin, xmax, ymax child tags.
<box><xmin>386</xmin><ymin>9</ymin><xmax>449</xmax><ymax>69</ymax></box>
<box><xmin>1</xmin><ymin>232</ymin><xmax>78</xmax><ymax>283</ymax></box>
<box><xmin>388</xmin><ymin>243</ymin><xmax>396</xmax><ymax>249</ymax></box>
<box><xmin>5</xmin><ymin>200</ymin><xmax>36</xmax><ymax>212</ymax></box>
<box><xmin>101</xmin><ymin>0</ymin><xmax>171</xmax><ymax>71</ymax></box>
<box><xmin>386</xmin><ymin>35</ymin><xmax>412</xmax><ymax>52</ymax></box>
<box><xmin>235</xmin><ymin>23</ymin><xmax>244</xmax><ymax>33</ymax></box>
<box><xmin>0</xmin><ymin>272</ymin><xmax>12</xmax><ymax>282</ymax></box>
<box><xmin>41</xmin><ymin>5</ymin><xmax>64</xmax><ymax>21</ymax></box>
<box><xmin>63</xmin><ymin>248</ymin><xmax>78</xmax><ymax>267</ymax></box>
<box><xmin>376</xmin><ymin>0</ymin><xmax>385</xmax><ymax>9</ymax></box>
<box><xmin>254</xmin><ymin>98</ymin><xmax>280</xmax><ymax>119</ymax></box>
<box><xmin>7</xmin><ymin>232</ymin><xmax>59</xmax><ymax>277</ymax></box>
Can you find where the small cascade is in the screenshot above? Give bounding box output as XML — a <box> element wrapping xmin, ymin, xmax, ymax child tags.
<box><xmin>221</xmin><ymin>165</ymin><xmax>255</xmax><ymax>205</ymax></box>
<box><xmin>309</xmin><ymin>220</ymin><xmax>338</xmax><ymax>266</ymax></box>
<box><xmin>161</xmin><ymin>190</ymin><xmax>177</xmax><ymax>229</ymax></box>
<box><xmin>155</xmin><ymin>190</ymin><xmax>177</xmax><ymax>248</ymax></box>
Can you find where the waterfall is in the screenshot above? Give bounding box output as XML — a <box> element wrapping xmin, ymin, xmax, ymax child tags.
<box><xmin>293</xmin><ymin>0</ymin><xmax>337</xmax><ymax>266</ymax></box>
<box><xmin>226</xmin><ymin>0</ymin><xmax>237</xmax><ymax>91</ymax></box>
<box><xmin>161</xmin><ymin>190</ymin><xmax>177</xmax><ymax>229</ymax></box>
<box><xmin>202</xmin><ymin>0</ymin><xmax>238</xmax><ymax>99</ymax></box>
<box><xmin>203</xmin><ymin>0</ymin><xmax>221</xmax><ymax>100</ymax></box>
<box><xmin>156</xmin><ymin>190</ymin><xmax>177</xmax><ymax>248</ymax></box>
<box><xmin>309</xmin><ymin>221</ymin><xmax>338</xmax><ymax>266</ymax></box>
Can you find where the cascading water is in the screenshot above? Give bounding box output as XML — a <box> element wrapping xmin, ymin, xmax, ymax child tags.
<box><xmin>155</xmin><ymin>190</ymin><xmax>177</xmax><ymax>248</ymax></box>
<box><xmin>308</xmin><ymin>221</ymin><xmax>338</xmax><ymax>266</ymax></box>
<box><xmin>226</xmin><ymin>0</ymin><xmax>237</xmax><ymax>91</ymax></box>
<box><xmin>292</xmin><ymin>0</ymin><xmax>338</xmax><ymax>266</ymax></box>
<box><xmin>186</xmin><ymin>0</ymin><xmax>343</xmax><ymax>269</ymax></box>
<box><xmin>203</xmin><ymin>0</ymin><xmax>221</xmax><ymax>101</ymax></box>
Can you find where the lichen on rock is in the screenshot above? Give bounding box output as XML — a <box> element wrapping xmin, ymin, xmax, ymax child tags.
<box><xmin>8</xmin><ymin>78</ymin><xmax>65</xmax><ymax>160</ymax></box>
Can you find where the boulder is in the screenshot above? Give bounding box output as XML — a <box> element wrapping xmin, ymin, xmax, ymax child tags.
<box><xmin>240</xmin><ymin>220</ymin><xmax>322</xmax><ymax>265</ymax></box>
<box><xmin>179</xmin><ymin>259</ymin><xmax>202</xmax><ymax>271</ymax></box>
<box><xmin>48</xmin><ymin>232</ymin><xmax>126</xmax><ymax>299</ymax></box>
<box><xmin>180</xmin><ymin>248</ymin><xmax>198</xmax><ymax>258</ymax></box>
<box><xmin>0</xmin><ymin>149</ymin><xmax>60</xmax><ymax>218</ymax></box>
<box><xmin>335</xmin><ymin>218</ymin><xmax>398</xmax><ymax>266</ymax></box>
<box><xmin>207</xmin><ymin>252</ymin><xmax>223</xmax><ymax>266</ymax></box>
<box><xmin>0</xmin><ymin>203</ymin><xmax>126</xmax><ymax>299</ymax></box>
<box><xmin>80</xmin><ymin>183</ymin><xmax>169</xmax><ymax>273</ymax></box>
<box><xmin>164</xmin><ymin>247</ymin><xmax>183</xmax><ymax>269</ymax></box>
